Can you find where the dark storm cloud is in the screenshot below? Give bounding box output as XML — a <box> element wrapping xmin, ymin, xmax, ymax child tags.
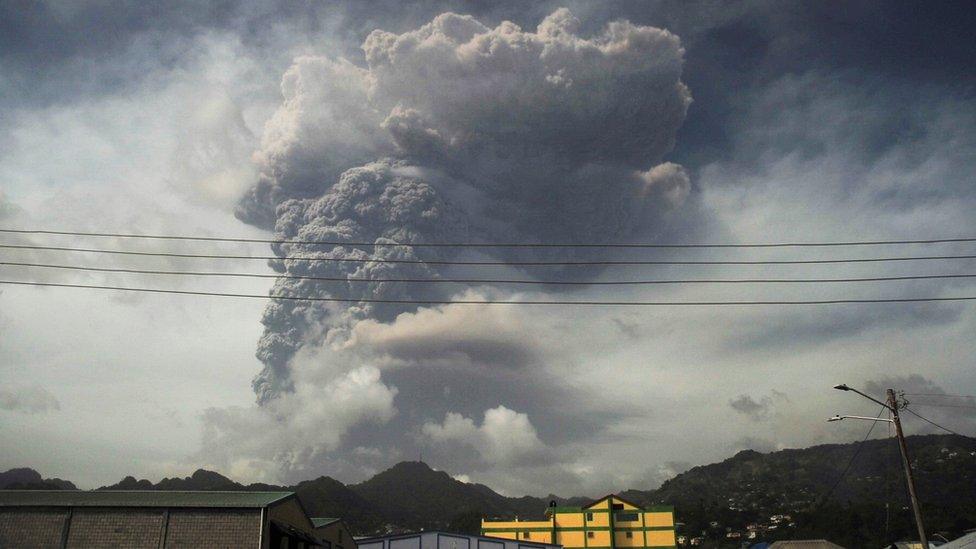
<box><xmin>0</xmin><ymin>0</ymin><xmax>327</xmax><ymax>109</ymax></box>
<box><xmin>729</xmin><ymin>395</ymin><xmax>768</xmax><ymax>421</ymax></box>
<box><xmin>863</xmin><ymin>374</ymin><xmax>976</xmax><ymax>434</ymax></box>
<box><xmin>731</xmin><ymin>303</ymin><xmax>964</xmax><ymax>353</ymax></box>
<box><xmin>0</xmin><ymin>384</ymin><xmax>61</xmax><ymax>414</ymax></box>
<box><xmin>729</xmin><ymin>391</ymin><xmax>790</xmax><ymax>422</ymax></box>
<box><xmin>561</xmin><ymin>1</ymin><xmax>976</xmax><ymax>167</ymax></box>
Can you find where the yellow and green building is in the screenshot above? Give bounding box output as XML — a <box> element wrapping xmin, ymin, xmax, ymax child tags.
<box><xmin>481</xmin><ymin>495</ymin><xmax>676</xmax><ymax>549</ymax></box>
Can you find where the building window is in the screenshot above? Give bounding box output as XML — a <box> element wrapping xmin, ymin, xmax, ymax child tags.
<box><xmin>586</xmin><ymin>512</ymin><xmax>593</xmax><ymax>521</ymax></box>
<box><xmin>615</xmin><ymin>512</ymin><xmax>639</xmax><ymax>522</ymax></box>
<box><xmin>612</xmin><ymin>503</ymin><xmax>624</xmax><ymax>510</ymax></box>
<box><xmin>522</xmin><ymin>532</ymin><xmax>530</xmax><ymax>539</ymax></box>
<box><xmin>626</xmin><ymin>532</ymin><xmax>633</xmax><ymax>539</ymax></box>
<box><xmin>587</xmin><ymin>532</ymin><xmax>595</xmax><ymax>539</ymax></box>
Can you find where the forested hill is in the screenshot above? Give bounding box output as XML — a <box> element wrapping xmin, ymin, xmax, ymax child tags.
<box><xmin>3</xmin><ymin>434</ymin><xmax>974</xmax><ymax>546</ymax></box>
<box><xmin>624</xmin><ymin>434</ymin><xmax>976</xmax><ymax>547</ymax></box>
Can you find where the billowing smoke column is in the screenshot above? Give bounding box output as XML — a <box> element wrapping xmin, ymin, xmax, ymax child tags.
<box><xmin>237</xmin><ymin>9</ymin><xmax>692</xmax><ymax>404</ymax></box>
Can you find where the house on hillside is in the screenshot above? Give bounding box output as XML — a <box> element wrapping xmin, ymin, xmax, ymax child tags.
<box><xmin>0</xmin><ymin>490</ymin><xmax>325</xmax><ymax>548</ymax></box>
<box><xmin>481</xmin><ymin>494</ymin><xmax>676</xmax><ymax>549</ymax></box>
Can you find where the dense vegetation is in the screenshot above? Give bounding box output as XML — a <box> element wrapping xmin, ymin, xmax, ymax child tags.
<box><xmin>3</xmin><ymin>434</ymin><xmax>973</xmax><ymax>547</ymax></box>
<box><xmin>624</xmin><ymin>434</ymin><xmax>976</xmax><ymax>547</ymax></box>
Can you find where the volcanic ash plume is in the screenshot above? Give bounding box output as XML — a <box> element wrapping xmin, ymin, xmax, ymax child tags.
<box><xmin>237</xmin><ymin>9</ymin><xmax>692</xmax><ymax>406</ymax></box>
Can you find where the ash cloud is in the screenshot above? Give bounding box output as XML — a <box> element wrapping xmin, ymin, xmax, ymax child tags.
<box><xmin>236</xmin><ymin>8</ymin><xmax>692</xmax><ymax>404</ymax></box>
<box><xmin>210</xmin><ymin>8</ymin><xmax>693</xmax><ymax>482</ymax></box>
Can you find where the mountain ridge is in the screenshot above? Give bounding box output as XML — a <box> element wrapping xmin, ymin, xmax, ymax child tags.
<box><xmin>3</xmin><ymin>434</ymin><xmax>974</xmax><ymax>546</ymax></box>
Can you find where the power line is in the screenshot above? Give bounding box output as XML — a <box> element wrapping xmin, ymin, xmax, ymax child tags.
<box><xmin>4</xmin><ymin>227</ymin><xmax>976</xmax><ymax>248</ymax></box>
<box><xmin>904</xmin><ymin>402</ymin><xmax>976</xmax><ymax>410</ymax></box>
<box><xmin>902</xmin><ymin>407</ymin><xmax>969</xmax><ymax>437</ymax></box>
<box><xmin>5</xmin><ymin>243</ymin><xmax>976</xmax><ymax>266</ymax></box>
<box><xmin>903</xmin><ymin>393</ymin><xmax>975</xmax><ymax>398</ymax></box>
<box><xmin>3</xmin><ymin>279</ymin><xmax>976</xmax><ymax>306</ymax></box>
<box><xmin>817</xmin><ymin>405</ymin><xmax>888</xmax><ymax>507</ymax></box>
<box><xmin>6</xmin><ymin>261</ymin><xmax>976</xmax><ymax>286</ymax></box>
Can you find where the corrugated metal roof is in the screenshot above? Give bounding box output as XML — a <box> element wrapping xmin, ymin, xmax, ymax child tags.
<box><xmin>312</xmin><ymin>517</ymin><xmax>341</xmax><ymax>528</ymax></box>
<box><xmin>769</xmin><ymin>541</ymin><xmax>846</xmax><ymax>549</ymax></box>
<box><xmin>941</xmin><ymin>531</ymin><xmax>976</xmax><ymax>549</ymax></box>
<box><xmin>0</xmin><ymin>490</ymin><xmax>294</xmax><ymax>508</ymax></box>
<box><xmin>356</xmin><ymin>531</ymin><xmax>561</xmax><ymax>549</ymax></box>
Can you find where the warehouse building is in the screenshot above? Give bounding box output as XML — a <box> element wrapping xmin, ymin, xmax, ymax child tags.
<box><xmin>0</xmin><ymin>490</ymin><xmax>325</xmax><ymax>548</ymax></box>
<box><xmin>481</xmin><ymin>495</ymin><xmax>676</xmax><ymax>549</ymax></box>
<box><xmin>313</xmin><ymin>517</ymin><xmax>357</xmax><ymax>549</ymax></box>
<box><xmin>357</xmin><ymin>530</ymin><xmax>561</xmax><ymax>549</ymax></box>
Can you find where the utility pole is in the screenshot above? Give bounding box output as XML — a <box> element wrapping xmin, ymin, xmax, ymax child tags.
<box><xmin>831</xmin><ymin>384</ymin><xmax>929</xmax><ymax>549</ymax></box>
<box><xmin>887</xmin><ymin>388</ymin><xmax>929</xmax><ymax>549</ymax></box>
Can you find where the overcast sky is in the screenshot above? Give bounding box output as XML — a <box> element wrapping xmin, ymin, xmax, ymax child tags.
<box><xmin>1</xmin><ymin>0</ymin><xmax>975</xmax><ymax>495</ymax></box>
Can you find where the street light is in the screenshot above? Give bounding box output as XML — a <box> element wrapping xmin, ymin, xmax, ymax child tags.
<box><xmin>827</xmin><ymin>414</ymin><xmax>893</xmax><ymax>423</ymax></box>
<box><xmin>831</xmin><ymin>384</ymin><xmax>928</xmax><ymax>549</ymax></box>
<box><xmin>832</xmin><ymin>384</ymin><xmax>892</xmax><ymax>409</ymax></box>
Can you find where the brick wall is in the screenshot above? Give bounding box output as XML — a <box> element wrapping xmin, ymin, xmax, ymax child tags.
<box><xmin>0</xmin><ymin>508</ymin><xmax>68</xmax><ymax>548</ymax></box>
<box><xmin>165</xmin><ymin>508</ymin><xmax>261</xmax><ymax>548</ymax></box>
<box><xmin>66</xmin><ymin>508</ymin><xmax>163</xmax><ymax>548</ymax></box>
<box><xmin>0</xmin><ymin>506</ymin><xmax>266</xmax><ymax>548</ymax></box>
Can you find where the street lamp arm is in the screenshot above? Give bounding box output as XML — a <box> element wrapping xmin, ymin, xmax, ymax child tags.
<box><xmin>833</xmin><ymin>384</ymin><xmax>895</xmax><ymax>411</ymax></box>
<box><xmin>827</xmin><ymin>414</ymin><xmax>894</xmax><ymax>423</ymax></box>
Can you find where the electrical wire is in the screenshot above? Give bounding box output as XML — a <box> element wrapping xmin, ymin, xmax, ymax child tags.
<box><xmin>904</xmin><ymin>402</ymin><xmax>976</xmax><ymax>410</ymax></box>
<box><xmin>5</xmin><ymin>243</ymin><xmax>976</xmax><ymax>266</ymax></box>
<box><xmin>901</xmin><ymin>407</ymin><xmax>968</xmax><ymax>437</ymax></box>
<box><xmin>6</xmin><ymin>261</ymin><xmax>976</xmax><ymax>286</ymax></box>
<box><xmin>816</xmin><ymin>406</ymin><xmax>888</xmax><ymax>507</ymax></box>
<box><xmin>4</xmin><ymin>227</ymin><xmax>976</xmax><ymax>248</ymax></box>
<box><xmin>902</xmin><ymin>393</ymin><xmax>975</xmax><ymax>398</ymax></box>
<box><xmin>3</xmin><ymin>279</ymin><xmax>976</xmax><ymax>306</ymax></box>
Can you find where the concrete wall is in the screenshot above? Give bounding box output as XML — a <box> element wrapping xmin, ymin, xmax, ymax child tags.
<box><xmin>481</xmin><ymin>497</ymin><xmax>676</xmax><ymax>549</ymax></box>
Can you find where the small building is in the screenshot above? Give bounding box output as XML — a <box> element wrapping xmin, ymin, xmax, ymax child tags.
<box><xmin>0</xmin><ymin>490</ymin><xmax>325</xmax><ymax>548</ymax></box>
<box><xmin>357</xmin><ymin>531</ymin><xmax>561</xmax><ymax>549</ymax></box>
<box><xmin>481</xmin><ymin>495</ymin><xmax>676</xmax><ymax>549</ymax></box>
<box><xmin>313</xmin><ymin>517</ymin><xmax>357</xmax><ymax>549</ymax></box>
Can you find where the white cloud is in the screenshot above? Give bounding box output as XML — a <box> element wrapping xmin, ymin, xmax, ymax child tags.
<box><xmin>199</xmin><ymin>365</ymin><xmax>397</xmax><ymax>483</ymax></box>
<box><xmin>423</xmin><ymin>405</ymin><xmax>548</xmax><ymax>466</ymax></box>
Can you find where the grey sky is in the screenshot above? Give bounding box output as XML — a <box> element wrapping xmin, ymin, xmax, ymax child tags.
<box><xmin>1</xmin><ymin>0</ymin><xmax>975</xmax><ymax>495</ymax></box>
